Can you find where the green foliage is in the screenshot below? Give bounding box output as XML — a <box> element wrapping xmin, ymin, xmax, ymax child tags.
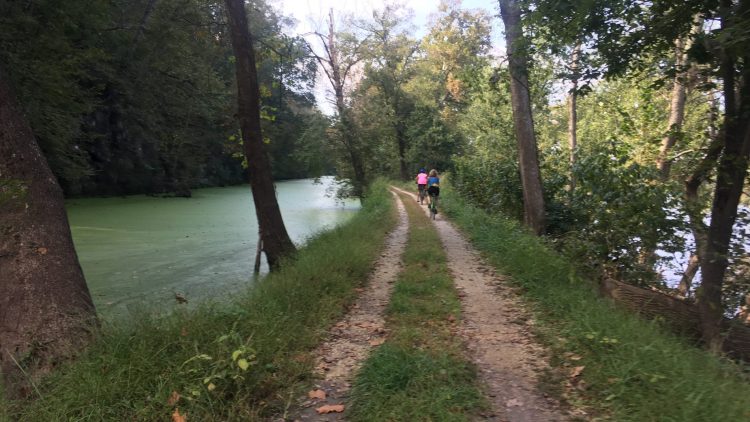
<box><xmin>349</xmin><ymin>191</ymin><xmax>486</xmax><ymax>421</ymax></box>
<box><xmin>7</xmin><ymin>181</ymin><xmax>396</xmax><ymax>420</ymax></box>
<box><xmin>405</xmin><ymin>105</ymin><xmax>460</xmax><ymax>173</ymax></box>
<box><xmin>0</xmin><ymin>0</ymin><xmax>108</xmax><ymax>185</ymax></box>
<box><xmin>0</xmin><ymin>0</ymin><xmax>325</xmax><ymax>196</ymax></box>
<box><xmin>449</xmin><ymin>65</ymin><xmax>524</xmax><ymax>219</ymax></box>
<box><xmin>441</xmin><ymin>189</ymin><xmax>750</xmax><ymax>421</ymax></box>
<box><xmin>180</xmin><ymin>325</ymin><xmax>257</xmax><ymax>398</ymax></box>
<box><xmin>549</xmin><ymin>141</ymin><xmax>687</xmax><ymax>284</ymax></box>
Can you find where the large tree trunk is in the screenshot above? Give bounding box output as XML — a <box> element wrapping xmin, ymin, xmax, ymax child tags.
<box><xmin>567</xmin><ymin>43</ymin><xmax>580</xmax><ymax>193</ymax></box>
<box><xmin>696</xmin><ymin>14</ymin><xmax>750</xmax><ymax>350</ymax></box>
<box><xmin>224</xmin><ymin>0</ymin><xmax>296</xmax><ymax>269</ymax></box>
<box><xmin>681</xmin><ymin>101</ymin><xmax>722</xmax><ymax>297</ymax></box>
<box><xmin>0</xmin><ymin>71</ymin><xmax>96</xmax><ymax>397</ymax></box>
<box><xmin>498</xmin><ymin>0</ymin><xmax>546</xmax><ymax>235</ymax></box>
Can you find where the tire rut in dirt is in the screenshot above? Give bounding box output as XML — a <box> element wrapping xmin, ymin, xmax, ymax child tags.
<box><xmin>283</xmin><ymin>191</ymin><xmax>409</xmax><ymax>421</ymax></box>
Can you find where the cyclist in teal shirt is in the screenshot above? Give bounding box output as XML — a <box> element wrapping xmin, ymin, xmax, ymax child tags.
<box><xmin>427</xmin><ymin>169</ymin><xmax>439</xmax><ymax>206</ymax></box>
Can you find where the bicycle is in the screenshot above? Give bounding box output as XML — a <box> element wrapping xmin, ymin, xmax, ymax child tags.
<box><xmin>418</xmin><ymin>186</ymin><xmax>427</xmax><ymax>204</ymax></box>
<box><xmin>428</xmin><ymin>194</ymin><xmax>438</xmax><ymax>220</ymax></box>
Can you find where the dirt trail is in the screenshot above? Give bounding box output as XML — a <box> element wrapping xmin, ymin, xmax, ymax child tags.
<box><xmin>393</xmin><ymin>187</ymin><xmax>565</xmax><ymax>422</ymax></box>
<box><xmin>286</xmin><ymin>191</ymin><xmax>409</xmax><ymax>421</ymax></box>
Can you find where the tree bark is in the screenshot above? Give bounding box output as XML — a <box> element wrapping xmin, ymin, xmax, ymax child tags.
<box><xmin>325</xmin><ymin>9</ymin><xmax>367</xmax><ymax>197</ymax></box>
<box><xmin>132</xmin><ymin>0</ymin><xmax>159</xmax><ymax>49</ymax></box>
<box><xmin>677</xmin><ymin>254</ymin><xmax>700</xmax><ymax>297</ymax></box>
<box><xmin>681</xmin><ymin>100</ymin><xmax>722</xmax><ymax>298</ymax></box>
<box><xmin>657</xmin><ymin>18</ymin><xmax>702</xmax><ymax>180</ymax></box>
<box><xmin>498</xmin><ymin>0</ymin><xmax>546</xmax><ymax>235</ymax></box>
<box><xmin>696</xmin><ymin>5</ymin><xmax>750</xmax><ymax>350</ymax></box>
<box><xmin>567</xmin><ymin>43</ymin><xmax>580</xmax><ymax>193</ymax></box>
<box><xmin>224</xmin><ymin>0</ymin><xmax>296</xmax><ymax>269</ymax></box>
<box><xmin>0</xmin><ymin>71</ymin><xmax>97</xmax><ymax>397</ymax></box>
<box><xmin>396</xmin><ymin>122</ymin><xmax>409</xmax><ymax>180</ymax></box>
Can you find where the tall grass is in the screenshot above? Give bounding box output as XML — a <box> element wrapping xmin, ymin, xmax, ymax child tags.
<box><xmin>5</xmin><ymin>180</ymin><xmax>396</xmax><ymax>421</ymax></box>
<box><xmin>441</xmin><ymin>189</ymin><xmax>750</xmax><ymax>421</ymax></box>
<box><xmin>348</xmin><ymin>191</ymin><xmax>486</xmax><ymax>421</ymax></box>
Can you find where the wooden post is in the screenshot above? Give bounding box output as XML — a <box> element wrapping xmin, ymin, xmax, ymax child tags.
<box><xmin>254</xmin><ymin>229</ymin><xmax>263</xmax><ymax>274</ymax></box>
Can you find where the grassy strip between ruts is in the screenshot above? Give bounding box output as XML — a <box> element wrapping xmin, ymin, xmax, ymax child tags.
<box><xmin>440</xmin><ymin>186</ymin><xmax>750</xmax><ymax>421</ymax></box>
<box><xmin>4</xmin><ymin>180</ymin><xmax>396</xmax><ymax>421</ymax></box>
<box><xmin>347</xmin><ymin>190</ymin><xmax>487</xmax><ymax>422</ymax></box>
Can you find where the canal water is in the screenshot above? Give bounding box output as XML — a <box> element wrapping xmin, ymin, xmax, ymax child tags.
<box><xmin>65</xmin><ymin>177</ymin><xmax>358</xmax><ymax>316</ymax></box>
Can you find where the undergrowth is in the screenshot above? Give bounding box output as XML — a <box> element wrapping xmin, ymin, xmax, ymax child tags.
<box><xmin>441</xmin><ymin>188</ymin><xmax>750</xmax><ymax>421</ymax></box>
<box><xmin>348</xmin><ymin>191</ymin><xmax>486</xmax><ymax>421</ymax></box>
<box><xmin>5</xmin><ymin>180</ymin><xmax>396</xmax><ymax>421</ymax></box>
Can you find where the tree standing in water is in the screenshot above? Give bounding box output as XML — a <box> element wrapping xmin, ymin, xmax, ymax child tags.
<box><xmin>224</xmin><ymin>0</ymin><xmax>296</xmax><ymax>268</ymax></box>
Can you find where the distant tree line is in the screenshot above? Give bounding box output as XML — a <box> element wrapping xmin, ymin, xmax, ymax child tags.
<box><xmin>0</xmin><ymin>0</ymin><xmax>333</xmax><ymax>197</ymax></box>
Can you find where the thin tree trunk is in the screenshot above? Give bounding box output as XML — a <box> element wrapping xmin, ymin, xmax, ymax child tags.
<box><xmin>132</xmin><ymin>0</ymin><xmax>158</xmax><ymax>50</ymax></box>
<box><xmin>224</xmin><ymin>0</ymin><xmax>296</xmax><ymax>269</ymax></box>
<box><xmin>327</xmin><ymin>9</ymin><xmax>367</xmax><ymax>196</ymax></box>
<box><xmin>498</xmin><ymin>0</ymin><xmax>546</xmax><ymax>235</ymax></box>
<box><xmin>657</xmin><ymin>18</ymin><xmax>702</xmax><ymax>180</ymax></box>
<box><xmin>568</xmin><ymin>43</ymin><xmax>580</xmax><ymax>193</ymax></box>
<box><xmin>0</xmin><ymin>71</ymin><xmax>97</xmax><ymax>397</ymax></box>
<box><xmin>678</xmin><ymin>254</ymin><xmax>700</xmax><ymax>296</ymax></box>
<box><xmin>396</xmin><ymin>122</ymin><xmax>408</xmax><ymax>180</ymax></box>
<box><xmin>696</xmin><ymin>4</ymin><xmax>750</xmax><ymax>350</ymax></box>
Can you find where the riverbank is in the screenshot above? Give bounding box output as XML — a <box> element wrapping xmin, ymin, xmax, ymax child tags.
<box><xmin>440</xmin><ymin>187</ymin><xmax>750</xmax><ymax>420</ymax></box>
<box><xmin>3</xmin><ymin>181</ymin><xmax>394</xmax><ymax>421</ymax></box>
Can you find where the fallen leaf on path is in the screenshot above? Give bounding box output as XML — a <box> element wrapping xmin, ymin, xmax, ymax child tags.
<box><xmin>36</xmin><ymin>247</ymin><xmax>48</xmax><ymax>255</ymax></box>
<box><xmin>292</xmin><ymin>353</ymin><xmax>308</xmax><ymax>363</ymax></box>
<box><xmin>369</xmin><ymin>338</ymin><xmax>385</xmax><ymax>346</ymax></box>
<box><xmin>172</xmin><ymin>408</ymin><xmax>186</xmax><ymax>422</ymax></box>
<box><xmin>167</xmin><ymin>391</ymin><xmax>180</xmax><ymax>406</ymax></box>
<box><xmin>316</xmin><ymin>404</ymin><xmax>345</xmax><ymax>414</ymax></box>
<box><xmin>308</xmin><ymin>389</ymin><xmax>326</xmax><ymax>400</ymax></box>
<box><xmin>570</xmin><ymin>365</ymin><xmax>585</xmax><ymax>378</ymax></box>
<box><xmin>506</xmin><ymin>398</ymin><xmax>523</xmax><ymax>407</ymax></box>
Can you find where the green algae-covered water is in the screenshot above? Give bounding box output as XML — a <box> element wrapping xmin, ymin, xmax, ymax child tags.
<box><xmin>65</xmin><ymin>177</ymin><xmax>358</xmax><ymax>316</ymax></box>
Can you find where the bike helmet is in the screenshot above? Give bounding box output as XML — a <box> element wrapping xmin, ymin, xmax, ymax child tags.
<box><xmin>419</xmin><ymin>168</ymin><xmax>426</xmax><ymax>173</ymax></box>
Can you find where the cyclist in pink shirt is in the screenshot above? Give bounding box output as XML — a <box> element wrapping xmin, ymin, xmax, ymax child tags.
<box><xmin>415</xmin><ymin>168</ymin><xmax>428</xmax><ymax>203</ymax></box>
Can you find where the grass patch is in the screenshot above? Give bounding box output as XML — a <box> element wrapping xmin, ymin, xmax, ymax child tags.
<box><xmin>440</xmin><ymin>187</ymin><xmax>750</xmax><ymax>421</ymax></box>
<box><xmin>5</xmin><ymin>180</ymin><xmax>397</xmax><ymax>421</ymax></box>
<box><xmin>347</xmin><ymin>191</ymin><xmax>486</xmax><ymax>422</ymax></box>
